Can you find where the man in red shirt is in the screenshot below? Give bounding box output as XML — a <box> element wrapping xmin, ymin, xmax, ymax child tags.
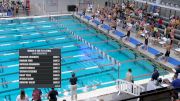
<box><xmin>32</xmin><ymin>88</ymin><xmax>42</xmax><ymax>101</ymax></box>
<box><xmin>158</xmin><ymin>18</ymin><xmax>163</xmax><ymax>28</ymax></box>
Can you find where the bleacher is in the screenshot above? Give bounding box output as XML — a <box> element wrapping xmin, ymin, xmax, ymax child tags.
<box><xmin>0</xmin><ymin>0</ymin><xmax>13</xmax><ymax>18</ymax></box>
<box><xmin>0</xmin><ymin>0</ymin><xmax>26</xmax><ymax>18</ymax></box>
<box><xmin>130</xmin><ymin>0</ymin><xmax>180</xmax><ymax>46</ymax></box>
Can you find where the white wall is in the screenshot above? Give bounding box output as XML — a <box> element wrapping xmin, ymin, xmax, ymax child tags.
<box><xmin>94</xmin><ymin>0</ymin><xmax>119</xmax><ymax>8</ymax></box>
<box><xmin>30</xmin><ymin>0</ymin><xmax>46</xmax><ymax>15</ymax></box>
<box><xmin>58</xmin><ymin>0</ymin><xmax>78</xmax><ymax>14</ymax></box>
<box><xmin>30</xmin><ymin>0</ymin><xmax>115</xmax><ymax>15</ymax></box>
<box><xmin>30</xmin><ymin>0</ymin><xmax>79</xmax><ymax>15</ymax></box>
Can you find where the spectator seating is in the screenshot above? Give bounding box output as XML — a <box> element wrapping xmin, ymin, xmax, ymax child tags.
<box><xmin>77</xmin><ymin>13</ymin><xmax>180</xmax><ymax>67</ymax></box>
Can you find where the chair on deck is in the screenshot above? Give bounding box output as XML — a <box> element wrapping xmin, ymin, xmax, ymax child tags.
<box><xmin>92</xmin><ymin>19</ymin><xmax>101</xmax><ymax>26</ymax></box>
<box><xmin>142</xmin><ymin>46</ymin><xmax>163</xmax><ymax>59</ymax></box>
<box><xmin>129</xmin><ymin>38</ymin><xmax>143</xmax><ymax>48</ymax></box>
<box><xmin>113</xmin><ymin>30</ymin><xmax>126</xmax><ymax>39</ymax></box>
<box><xmin>101</xmin><ymin>24</ymin><xmax>111</xmax><ymax>33</ymax></box>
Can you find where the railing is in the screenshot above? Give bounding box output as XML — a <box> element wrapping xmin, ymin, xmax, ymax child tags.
<box><xmin>56</xmin><ymin>79</ymin><xmax>145</xmax><ymax>100</ymax></box>
<box><xmin>116</xmin><ymin>79</ymin><xmax>145</xmax><ymax>96</ymax></box>
<box><xmin>120</xmin><ymin>87</ymin><xmax>178</xmax><ymax>101</ymax></box>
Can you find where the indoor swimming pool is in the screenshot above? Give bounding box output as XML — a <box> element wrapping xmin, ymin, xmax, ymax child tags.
<box><xmin>0</xmin><ymin>15</ymin><xmax>168</xmax><ymax>100</ymax></box>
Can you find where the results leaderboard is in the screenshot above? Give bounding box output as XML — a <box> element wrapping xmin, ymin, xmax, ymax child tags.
<box><xmin>19</xmin><ymin>49</ymin><xmax>61</xmax><ymax>88</ymax></box>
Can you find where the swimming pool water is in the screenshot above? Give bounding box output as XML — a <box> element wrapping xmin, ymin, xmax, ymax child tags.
<box><xmin>0</xmin><ymin>15</ymin><xmax>168</xmax><ymax>100</ymax></box>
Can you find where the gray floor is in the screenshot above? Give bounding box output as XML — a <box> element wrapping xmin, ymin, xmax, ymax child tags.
<box><xmin>78</xmin><ymin>92</ymin><xmax>137</xmax><ymax>101</ymax></box>
<box><xmin>79</xmin><ymin>84</ymin><xmax>148</xmax><ymax>101</ymax></box>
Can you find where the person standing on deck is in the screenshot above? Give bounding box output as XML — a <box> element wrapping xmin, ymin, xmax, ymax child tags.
<box><xmin>126</xmin><ymin>23</ymin><xmax>132</xmax><ymax>41</ymax></box>
<box><xmin>32</xmin><ymin>88</ymin><xmax>42</xmax><ymax>101</ymax></box>
<box><xmin>144</xmin><ymin>34</ymin><xmax>149</xmax><ymax>50</ymax></box>
<box><xmin>164</xmin><ymin>45</ymin><xmax>171</xmax><ymax>62</ymax></box>
<box><xmin>126</xmin><ymin>68</ymin><xmax>133</xmax><ymax>83</ymax></box>
<box><xmin>16</xmin><ymin>90</ymin><xmax>29</xmax><ymax>101</ymax></box>
<box><xmin>126</xmin><ymin>68</ymin><xmax>134</xmax><ymax>93</ymax></box>
<box><xmin>70</xmin><ymin>73</ymin><xmax>78</xmax><ymax>101</ymax></box>
<box><xmin>47</xmin><ymin>88</ymin><xmax>58</xmax><ymax>101</ymax></box>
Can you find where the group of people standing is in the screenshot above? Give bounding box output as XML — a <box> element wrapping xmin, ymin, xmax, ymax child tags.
<box><xmin>16</xmin><ymin>73</ymin><xmax>78</xmax><ymax>101</ymax></box>
<box><xmin>16</xmin><ymin>88</ymin><xmax>58</xmax><ymax>101</ymax></box>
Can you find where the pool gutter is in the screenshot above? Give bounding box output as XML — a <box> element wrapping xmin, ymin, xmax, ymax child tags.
<box><xmin>0</xmin><ymin>14</ymin><xmax>72</xmax><ymax>20</ymax></box>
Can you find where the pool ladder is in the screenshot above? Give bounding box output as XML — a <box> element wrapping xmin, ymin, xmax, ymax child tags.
<box><xmin>1</xmin><ymin>78</ymin><xmax>8</xmax><ymax>88</ymax></box>
<box><xmin>97</xmin><ymin>64</ymin><xmax>104</xmax><ymax>71</ymax></box>
<box><xmin>4</xmin><ymin>95</ymin><xmax>11</xmax><ymax>101</ymax></box>
<box><xmin>0</xmin><ymin>66</ymin><xmax>4</xmax><ymax>73</ymax></box>
<box><xmin>80</xmin><ymin>80</ymin><xmax>84</xmax><ymax>87</ymax></box>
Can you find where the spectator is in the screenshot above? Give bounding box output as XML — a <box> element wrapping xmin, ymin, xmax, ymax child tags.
<box><xmin>32</xmin><ymin>88</ymin><xmax>42</xmax><ymax>101</ymax></box>
<box><xmin>82</xmin><ymin>8</ymin><xmax>86</xmax><ymax>16</ymax></box>
<box><xmin>136</xmin><ymin>27</ymin><xmax>143</xmax><ymax>38</ymax></box>
<box><xmin>100</xmin><ymin>15</ymin><xmax>104</xmax><ymax>24</ymax></box>
<box><xmin>153</xmin><ymin>9</ymin><xmax>159</xmax><ymax>17</ymax></box>
<box><xmin>164</xmin><ymin>24</ymin><xmax>168</xmax><ymax>38</ymax></box>
<box><xmin>172</xmin><ymin>74</ymin><xmax>180</xmax><ymax>89</ymax></box>
<box><xmin>166</xmin><ymin>25</ymin><xmax>171</xmax><ymax>38</ymax></box>
<box><xmin>157</xmin><ymin>18</ymin><xmax>163</xmax><ymax>28</ymax></box>
<box><xmin>15</xmin><ymin>2</ymin><xmax>19</xmax><ymax>14</ymax></box>
<box><xmin>107</xmin><ymin>13</ymin><xmax>112</xmax><ymax>22</ymax></box>
<box><xmin>171</xmin><ymin>74</ymin><xmax>180</xmax><ymax>100</ymax></box>
<box><xmin>170</xmin><ymin>17</ymin><xmax>176</xmax><ymax>28</ymax></box>
<box><xmin>144</xmin><ymin>2</ymin><xmax>148</xmax><ymax>12</ymax></box>
<box><xmin>170</xmin><ymin>29</ymin><xmax>175</xmax><ymax>47</ymax></box>
<box><xmin>111</xmin><ymin>19</ymin><xmax>117</xmax><ymax>30</ymax></box>
<box><xmin>70</xmin><ymin>73</ymin><xmax>78</xmax><ymax>101</ymax></box>
<box><xmin>16</xmin><ymin>90</ymin><xmax>29</xmax><ymax>101</ymax></box>
<box><xmin>175</xmin><ymin>16</ymin><xmax>180</xmax><ymax>28</ymax></box>
<box><xmin>47</xmin><ymin>88</ymin><xmax>58</xmax><ymax>101</ymax></box>
<box><xmin>153</xmin><ymin>26</ymin><xmax>158</xmax><ymax>38</ymax></box>
<box><xmin>152</xmin><ymin>26</ymin><xmax>159</xmax><ymax>44</ymax></box>
<box><xmin>91</xmin><ymin>12</ymin><xmax>95</xmax><ymax>19</ymax></box>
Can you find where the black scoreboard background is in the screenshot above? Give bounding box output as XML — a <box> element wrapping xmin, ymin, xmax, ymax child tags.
<box><xmin>19</xmin><ymin>49</ymin><xmax>61</xmax><ymax>88</ymax></box>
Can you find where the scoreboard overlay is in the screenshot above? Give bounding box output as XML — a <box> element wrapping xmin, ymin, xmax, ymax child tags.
<box><xmin>19</xmin><ymin>49</ymin><xmax>61</xmax><ymax>88</ymax></box>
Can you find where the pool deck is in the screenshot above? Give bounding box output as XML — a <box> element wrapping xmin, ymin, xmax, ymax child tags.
<box><xmin>56</xmin><ymin>86</ymin><xmax>135</xmax><ymax>101</ymax></box>
<box><xmin>55</xmin><ymin>73</ymin><xmax>173</xmax><ymax>101</ymax></box>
